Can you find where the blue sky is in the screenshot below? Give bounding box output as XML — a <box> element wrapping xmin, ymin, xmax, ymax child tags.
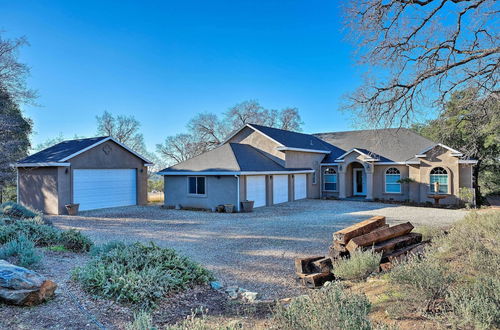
<box><xmin>1</xmin><ymin>0</ymin><xmax>363</xmax><ymax>151</ymax></box>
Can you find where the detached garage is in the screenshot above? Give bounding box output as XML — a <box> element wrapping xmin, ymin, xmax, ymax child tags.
<box><xmin>16</xmin><ymin>136</ymin><xmax>152</xmax><ymax>215</ymax></box>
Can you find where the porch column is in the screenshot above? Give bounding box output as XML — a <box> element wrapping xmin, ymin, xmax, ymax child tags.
<box><xmin>338</xmin><ymin>164</ymin><xmax>347</xmax><ymax>199</ymax></box>
<box><xmin>365</xmin><ymin>163</ymin><xmax>374</xmax><ymax>201</ymax></box>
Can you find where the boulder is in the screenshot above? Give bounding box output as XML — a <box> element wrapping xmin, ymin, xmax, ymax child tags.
<box><xmin>0</xmin><ymin>260</ymin><xmax>57</xmax><ymax>306</ymax></box>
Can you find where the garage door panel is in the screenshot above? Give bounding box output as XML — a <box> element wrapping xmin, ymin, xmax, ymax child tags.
<box><xmin>273</xmin><ymin>175</ymin><xmax>288</xmax><ymax>204</ymax></box>
<box><xmin>294</xmin><ymin>174</ymin><xmax>307</xmax><ymax>200</ymax></box>
<box><xmin>73</xmin><ymin>169</ymin><xmax>137</xmax><ymax>211</ymax></box>
<box><xmin>246</xmin><ymin>175</ymin><xmax>266</xmax><ymax>208</ymax></box>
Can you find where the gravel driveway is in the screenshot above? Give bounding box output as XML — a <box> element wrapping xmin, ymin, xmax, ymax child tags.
<box><xmin>49</xmin><ymin>199</ymin><xmax>467</xmax><ymax>299</ymax></box>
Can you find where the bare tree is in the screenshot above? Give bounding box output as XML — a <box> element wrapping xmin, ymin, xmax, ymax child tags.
<box><xmin>156</xmin><ymin>134</ymin><xmax>206</xmax><ymax>165</ymax></box>
<box><xmin>0</xmin><ymin>34</ymin><xmax>37</xmax><ymax>103</ymax></box>
<box><xmin>96</xmin><ymin>111</ymin><xmax>146</xmax><ymax>153</ymax></box>
<box><xmin>225</xmin><ymin>100</ymin><xmax>273</xmax><ymax>128</ymax></box>
<box><xmin>278</xmin><ymin>107</ymin><xmax>303</xmax><ymax>131</ymax></box>
<box><xmin>187</xmin><ymin>113</ymin><xmax>228</xmax><ymax>150</ymax></box>
<box><xmin>342</xmin><ymin>0</ymin><xmax>499</xmax><ymax>127</ymax></box>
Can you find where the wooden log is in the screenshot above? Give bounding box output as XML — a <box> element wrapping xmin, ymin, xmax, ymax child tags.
<box><xmin>328</xmin><ymin>245</ymin><xmax>350</xmax><ymax>260</ymax></box>
<box><xmin>301</xmin><ymin>272</ymin><xmax>335</xmax><ymax>289</ymax></box>
<box><xmin>370</xmin><ymin>224</ymin><xmax>390</xmax><ymax>233</ymax></box>
<box><xmin>333</xmin><ymin>216</ymin><xmax>386</xmax><ymax>244</ymax></box>
<box><xmin>311</xmin><ymin>257</ymin><xmax>333</xmax><ymax>273</ymax></box>
<box><xmin>346</xmin><ymin>222</ymin><xmax>414</xmax><ymax>252</ymax></box>
<box><xmin>381</xmin><ymin>241</ymin><xmax>429</xmax><ymax>263</ymax></box>
<box><xmin>332</xmin><ymin>241</ymin><xmax>347</xmax><ymax>252</ymax></box>
<box><xmin>294</xmin><ymin>256</ymin><xmax>324</xmax><ymax>274</ymax></box>
<box><xmin>371</xmin><ymin>233</ymin><xmax>423</xmax><ymax>254</ymax></box>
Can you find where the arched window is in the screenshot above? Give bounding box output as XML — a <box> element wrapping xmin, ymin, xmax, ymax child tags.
<box><xmin>324</xmin><ymin>168</ymin><xmax>337</xmax><ymax>191</ymax></box>
<box><xmin>385</xmin><ymin>167</ymin><xmax>401</xmax><ymax>193</ymax></box>
<box><xmin>430</xmin><ymin>167</ymin><xmax>448</xmax><ymax>194</ymax></box>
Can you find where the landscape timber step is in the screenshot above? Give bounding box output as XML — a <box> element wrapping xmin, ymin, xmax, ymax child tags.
<box><xmin>310</xmin><ymin>257</ymin><xmax>333</xmax><ymax>273</ymax></box>
<box><xmin>372</xmin><ymin>232</ymin><xmax>423</xmax><ymax>255</ymax></box>
<box><xmin>332</xmin><ymin>241</ymin><xmax>348</xmax><ymax>252</ymax></box>
<box><xmin>294</xmin><ymin>256</ymin><xmax>324</xmax><ymax>274</ymax></box>
<box><xmin>333</xmin><ymin>216</ymin><xmax>386</xmax><ymax>245</ymax></box>
<box><xmin>346</xmin><ymin>222</ymin><xmax>414</xmax><ymax>252</ymax></box>
<box><xmin>381</xmin><ymin>240</ymin><xmax>429</xmax><ymax>262</ymax></box>
<box><xmin>301</xmin><ymin>272</ymin><xmax>335</xmax><ymax>289</ymax></box>
<box><xmin>328</xmin><ymin>245</ymin><xmax>350</xmax><ymax>260</ymax></box>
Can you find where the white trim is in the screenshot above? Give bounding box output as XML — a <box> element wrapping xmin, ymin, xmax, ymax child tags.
<box><xmin>158</xmin><ymin>170</ymin><xmax>315</xmax><ymax>176</ymax></box>
<box><xmin>335</xmin><ymin>148</ymin><xmax>379</xmax><ymax>161</ymax></box>
<box><xmin>334</xmin><ymin>160</ymin><xmax>345</xmax><ymax>163</ymax></box>
<box><xmin>246</xmin><ymin>124</ymin><xmax>286</xmax><ymax>147</ymax></box>
<box><xmin>375</xmin><ymin>162</ymin><xmax>408</xmax><ymax>165</ymax></box>
<box><xmin>59</xmin><ymin>137</ymin><xmax>153</xmax><ymax>164</ymax></box>
<box><xmin>458</xmin><ymin>160</ymin><xmax>478</xmax><ymax>164</ymax></box>
<box><xmin>415</xmin><ymin>154</ymin><xmax>427</xmax><ymax>158</ymax></box>
<box><xmin>234</xmin><ymin>175</ymin><xmax>240</xmax><ymax>212</ymax></box>
<box><xmin>364</xmin><ymin>158</ymin><xmax>380</xmax><ymax>162</ymax></box>
<box><xmin>417</xmin><ymin>143</ymin><xmax>463</xmax><ymax>157</ymax></box>
<box><xmin>15</xmin><ymin>162</ymin><xmax>71</xmax><ymax>167</ymax></box>
<box><xmin>276</xmin><ymin>146</ymin><xmax>331</xmax><ymax>154</ymax></box>
<box><xmin>144</xmin><ymin>163</ymin><xmax>154</xmax><ymax>167</ymax></box>
<box><xmin>322</xmin><ymin>167</ymin><xmax>338</xmax><ymax>192</ymax></box>
<box><xmin>384</xmin><ymin>167</ymin><xmax>402</xmax><ymax>194</ymax></box>
<box><xmin>320</xmin><ymin>163</ymin><xmax>340</xmax><ymax>166</ymax></box>
<box><xmin>405</xmin><ymin>161</ymin><xmax>420</xmax><ymax>165</ymax></box>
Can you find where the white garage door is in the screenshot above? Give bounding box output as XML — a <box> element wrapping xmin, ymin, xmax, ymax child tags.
<box><xmin>73</xmin><ymin>169</ymin><xmax>137</xmax><ymax>211</ymax></box>
<box><xmin>273</xmin><ymin>175</ymin><xmax>289</xmax><ymax>204</ymax></box>
<box><xmin>294</xmin><ymin>174</ymin><xmax>307</xmax><ymax>200</ymax></box>
<box><xmin>246</xmin><ymin>175</ymin><xmax>266</xmax><ymax>208</ymax></box>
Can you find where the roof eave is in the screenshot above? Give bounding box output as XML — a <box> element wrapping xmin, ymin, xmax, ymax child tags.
<box><xmin>15</xmin><ymin>162</ymin><xmax>71</xmax><ymax>167</ymax></box>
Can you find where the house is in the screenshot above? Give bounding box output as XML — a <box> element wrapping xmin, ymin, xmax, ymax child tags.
<box><xmin>16</xmin><ymin>136</ymin><xmax>153</xmax><ymax>214</ymax></box>
<box><xmin>158</xmin><ymin>124</ymin><xmax>476</xmax><ymax>211</ymax></box>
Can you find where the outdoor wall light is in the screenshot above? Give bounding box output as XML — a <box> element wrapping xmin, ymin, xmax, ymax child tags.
<box><xmin>65</xmin><ymin>168</ymin><xmax>69</xmax><ymax>174</ymax></box>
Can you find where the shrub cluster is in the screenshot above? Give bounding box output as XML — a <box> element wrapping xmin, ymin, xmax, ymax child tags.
<box><xmin>0</xmin><ymin>234</ymin><xmax>42</xmax><ymax>267</ymax></box>
<box><xmin>272</xmin><ymin>283</ymin><xmax>372</xmax><ymax>330</ymax></box>
<box><xmin>388</xmin><ymin>211</ymin><xmax>500</xmax><ymax>329</ymax></box>
<box><xmin>0</xmin><ymin>216</ymin><xmax>93</xmax><ymax>253</ymax></box>
<box><xmin>73</xmin><ymin>242</ymin><xmax>213</xmax><ymax>308</ymax></box>
<box><xmin>0</xmin><ymin>201</ymin><xmax>45</xmax><ymax>225</ymax></box>
<box><xmin>333</xmin><ymin>249</ymin><xmax>381</xmax><ymax>281</ymax></box>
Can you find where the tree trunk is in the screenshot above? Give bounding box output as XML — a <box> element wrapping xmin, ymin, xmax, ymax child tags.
<box><xmin>473</xmin><ymin>160</ymin><xmax>482</xmax><ymax>206</ymax></box>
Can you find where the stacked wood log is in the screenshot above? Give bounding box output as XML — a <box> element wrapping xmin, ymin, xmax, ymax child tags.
<box><xmin>295</xmin><ymin>216</ymin><xmax>429</xmax><ymax>288</ymax></box>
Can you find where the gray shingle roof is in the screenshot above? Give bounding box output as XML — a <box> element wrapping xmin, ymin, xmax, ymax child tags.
<box><xmin>314</xmin><ymin>128</ymin><xmax>437</xmax><ymax>163</ymax></box>
<box><xmin>159</xmin><ymin>143</ymin><xmax>310</xmax><ymax>174</ymax></box>
<box><xmin>17</xmin><ymin>136</ymin><xmax>109</xmax><ymax>164</ymax></box>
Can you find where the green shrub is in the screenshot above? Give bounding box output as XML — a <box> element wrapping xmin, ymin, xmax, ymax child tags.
<box><xmin>389</xmin><ymin>257</ymin><xmax>455</xmax><ymax>300</ymax></box>
<box><xmin>126</xmin><ymin>311</ymin><xmax>156</xmax><ymax>330</ymax></box>
<box><xmin>0</xmin><ymin>235</ymin><xmax>42</xmax><ymax>267</ymax></box>
<box><xmin>46</xmin><ymin>245</ymin><xmax>69</xmax><ymax>252</ymax></box>
<box><xmin>90</xmin><ymin>240</ymin><xmax>127</xmax><ymax>256</ymax></box>
<box><xmin>59</xmin><ymin>229</ymin><xmax>93</xmax><ymax>252</ymax></box>
<box><xmin>0</xmin><ymin>201</ymin><xmax>40</xmax><ymax>219</ymax></box>
<box><xmin>447</xmin><ymin>277</ymin><xmax>500</xmax><ymax>329</ymax></box>
<box><xmin>272</xmin><ymin>282</ymin><xmax>372</xmax><ymax>330</ymax></box>
<box><xmin>73</xmin><ymin>242</ymin><xmax>213</xmax><ymax>308</ymax></box>
<box><xmin>413</xmin><ymin>225</ymin><xmax>446</xmax><ymax>241</ymax></box>
<box><xmin>166</xmin><ymin>310</ymin><xmax>241</xmax><ymax>330</ymax></box>
<box><xmin>0</xmin><ymin>221</ymin><xmax>60</xmax><ymax>246</ymax></box>
<box><xmin>333</xmin><ymin>249</ymin><xmax>381</xmax><ymax>281</ymax></box>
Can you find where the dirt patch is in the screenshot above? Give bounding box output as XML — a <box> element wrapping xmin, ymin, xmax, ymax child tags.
<box><xmin>0</xmin><ymin>250</ymin><xmax>264</xmax><ymax>330</ymax></box>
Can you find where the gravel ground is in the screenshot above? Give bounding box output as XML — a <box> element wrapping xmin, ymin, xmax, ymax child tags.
<box><xmin>49</xmin><ymin>199</ymin><xmax>468</xmax><ymax>300</ymax></box>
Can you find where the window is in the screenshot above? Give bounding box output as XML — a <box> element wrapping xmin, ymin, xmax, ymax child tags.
<box><xmin>324</xmin><ymin>168</ymin><xmax>337</xmax><ymax>191</ymax></box>
<box><xmin>312</xmin><ymin>171</ymin><xmax>317</xmax><ymax>184</ymax></box>
<box><xmin>188</xmin><ymin>176</ymin><xmax>206</xmax><ymax>195</ymax></box>
<box><xmin>430</xmin><ymin>167</ymin><xmax>448</xmax><ymax>194</ymax></box>
<box><xmin>385</xmin><ymin>168</ymin><xmax>401</xmax><ymax>193</ymax></box>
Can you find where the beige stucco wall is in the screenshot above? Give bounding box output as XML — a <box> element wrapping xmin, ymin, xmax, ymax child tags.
<box><xmin>372</xmin><ymin>165</ymin><xmax>409</xmax><ymax>201</ymax></box>
<box><xmin>228</xmin><ymin>127</ymin><xmax>286</xmax><ymax>166</ymax></box>
<box><xmin>67</xmin><ymin>140</ymin><xmax>148</xmax><ymax>208</ymax></box>
<box><xmin>284</xmin><ymin>151</ymin><xmax>326</xmax><ymax>198</ymax></box>
<box><xmin>459</xmin><ymin>164</ymin><xmax>473</xmax><ymax>189</ymax></box>
<box><xmin>18</xmin><ymin>167</ymin><xmax>59</xmax><ymax>215</ymax></box>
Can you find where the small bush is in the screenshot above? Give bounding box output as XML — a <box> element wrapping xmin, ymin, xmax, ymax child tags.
<box><xmin>0</xmin><ymin>221</ymin><xmax>60</xmax><ymax>246</ymax></box>
<box><xmin>389</xmin><ymin>257</ymin><xmax>455</xmax><ymax>300</ymax></box>
<box><xmin>73</xmin><ymin>242</ymin><xmax>213</xmax><ymax>308</ymax></box>
<box><xmin>0</xmin><ymin>235</ymin><xmax>42</xmax><ymax>267</ymax></box>
<box><xmin>413</xmin><ymin>225</ymin><xmax>446</xmax><ymax>241</ymax></box>
<box><xmin>46</xmin><ymin>245</ymin><xmax>69</xmax><ymax>252</ymax></box>
<box><xmin>59</xmin><ymin>229</ymin><xmax>93</xmax><ymax>252</ymax></box>
<box><xmin>272</xmin><ymin>282</ymin><xmax>372</xmax><ymax>330</ymax></box>
<box><xmin>126</xmin><ymin>311</ymin><xmax>156</xmax><ymax>330</ymax></box>
<box><xmin>0</xmin><ymin>201</ymin><xmax>40</xmax><ymax>219</ymax></box>
<box><xmin>166</xmin><ymin>310</ymin><xmax>241</xmax><ymax>330</ymax></box>
<box><xmin>90</xmin><ymin>241</ymin><xmax>127</xmax><ymax>256</ymax></box>
<box><xmin>333</xmin><ymin>249</ymin><xmax>381</xmax><ymax>281</ymax></box>
<box><xmin>447</xmin><ymin>277</ymin><xmax>500</xmax><ymax>329</ymax></box>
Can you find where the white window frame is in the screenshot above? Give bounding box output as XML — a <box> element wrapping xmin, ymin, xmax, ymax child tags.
<box><xmin>323</xmin><ymin>167</ymin><xmax>338</xmax><ymax>192</ymax></box>
<box><xmin>187</xmin><ymin>176</ymin><xmax>207</xmax><ymax>196</ymax></box>
<box><xmin>429</xmin><ymin>167</ymin><xmax>449</xmax><ymax>194</ymax></box>
<box><xmin>384</xmin><ymin>167</ymin><xmax>401</xmax><ymax>194</ymax></box>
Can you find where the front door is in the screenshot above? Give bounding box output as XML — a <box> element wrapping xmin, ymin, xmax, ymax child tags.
<box><xmin>353</xmin><ymin>168</ymin><xmax>366</xmax><ymax>196</ymax></box>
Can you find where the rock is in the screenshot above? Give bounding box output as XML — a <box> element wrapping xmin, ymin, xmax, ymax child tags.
<box><xmin>210</xmin><ymin>281</ymin><xmax>223</xmax><ymax>290</ymax></box>
<box><xmin>240</xmin><ymin>291</ymin><xmax>258</xmax><ymax>302</ymax></box>
<box><xmin>0</xmin><ymin>260</ymin><xmax>57</xmax><ymax>306</ymax></box>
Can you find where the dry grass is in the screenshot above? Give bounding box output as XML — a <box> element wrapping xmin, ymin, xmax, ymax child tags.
<box><xmin>148</xmin><ymin>192</ymin><xmax>164</xmax><ymax>204</ymax></box>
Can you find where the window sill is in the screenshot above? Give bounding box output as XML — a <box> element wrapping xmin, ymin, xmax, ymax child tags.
<box><xmin>383</xmin><ymin>192</ymin><xmax>403</xmax><ymax>195</ymax></box>
<box><xmin>187</xmin><ymin>194</ymin><xmax>207</xmax><ymax>198</ymax></box>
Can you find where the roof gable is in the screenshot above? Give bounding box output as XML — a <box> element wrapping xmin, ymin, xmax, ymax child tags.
<box><xmin>248</xmin><ymin>124</ymin><xmax>333</xmax><ymax>151</ymax></box>
<box><xmin>17</xmin><ymin>136</ymin><xmax>152</xmax><ymax>166</ymax></box>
